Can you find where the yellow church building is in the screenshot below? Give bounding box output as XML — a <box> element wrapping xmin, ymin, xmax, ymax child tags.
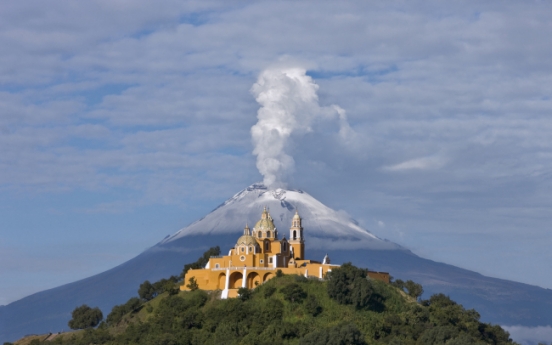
<box><xmin>181</xmin><ymin>207</ymin><xmax>389</xmax><ymax>298</ymax></box>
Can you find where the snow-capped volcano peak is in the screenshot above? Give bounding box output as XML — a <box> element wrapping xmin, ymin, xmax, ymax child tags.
<box><xmin>162</xmin><ymin>183</ymin><xmax>400</xmax><ymax>250</ymax></box>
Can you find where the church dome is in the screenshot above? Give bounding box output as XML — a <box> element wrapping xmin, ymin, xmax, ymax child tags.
<box><xmin>254</xmin><ymin>207</ymin><xmax>276</xmax><ymax>231</ymax></box>
<box><xmin>236</xmin><ymin>235</ymin><xmax>257</xmax><ymax>246</ymax></box>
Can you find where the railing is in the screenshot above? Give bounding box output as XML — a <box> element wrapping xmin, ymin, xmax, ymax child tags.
<box><xmin>211</xmin><ymin>267</ymin><xmax>275</xmax><ymax>271</ymax></box>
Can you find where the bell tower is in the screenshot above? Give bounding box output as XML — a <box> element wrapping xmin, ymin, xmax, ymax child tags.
<box><xmin>289</xmin><ymin>210</ymin><xmax>305</xmax><ymax>260</ymax></box>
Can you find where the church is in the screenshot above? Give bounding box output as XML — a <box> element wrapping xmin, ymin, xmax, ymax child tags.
<box><xmin>181</xmin><ymin>207</ymin><xmax>389</xmax><ymax>298</ymax></box>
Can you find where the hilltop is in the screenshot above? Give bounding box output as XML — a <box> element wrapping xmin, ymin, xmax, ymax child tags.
<box><xmin>2</xmin><ymin>184</ymin><xmax>552</xmax><ymax>341</ymax></box>
<box><xmin>9</xmin><ymin>262</ymin><xmax>518</xmax><ymax>345</ymax></box>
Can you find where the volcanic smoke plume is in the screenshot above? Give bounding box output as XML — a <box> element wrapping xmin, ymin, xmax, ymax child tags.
<box><xmin>251</xmin><ymin>67</ymin><xmax>353</xmax><ymax>188</ymax></box>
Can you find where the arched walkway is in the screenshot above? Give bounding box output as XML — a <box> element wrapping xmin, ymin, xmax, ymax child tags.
<box><xmin>229</xmin><ymin>272</ymin><xmax>243</xmax><ymax>289</ymax></box>
<box><xmin>247</xmin><ymin>272</ymin><xmax>261</xmax><ymax>288</ymax></box>
<box><xmin>263</xmin><ymin>272</ymin><xmax>273</xmax><ymax>282</ymax></box>
<box><xmin>217</xmin><ymin>273</ymin><xmax>226</xmax><ymax>289</ymax></box>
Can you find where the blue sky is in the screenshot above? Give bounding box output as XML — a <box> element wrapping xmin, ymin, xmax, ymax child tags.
<box><xmin>1</xmin><ymin>1</ymin><xmax>552</xmax><ymax>321</ymax></box>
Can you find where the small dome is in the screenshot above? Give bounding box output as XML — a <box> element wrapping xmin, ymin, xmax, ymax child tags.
<box><xmin>293</xmin><ymin>210</ymin><xmax>301</xmax><ymax>219</ymax></box>
<box><xmin>236</xmin><ymin>235</ymin><xmax>257</xmax><ymax>246</ymax></box>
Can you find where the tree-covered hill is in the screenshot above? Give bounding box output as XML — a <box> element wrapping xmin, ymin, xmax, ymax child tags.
<box><xmin>10</xmin><ymin>262</ymin><xmax>519</xmax><ymax>345</ymax></box>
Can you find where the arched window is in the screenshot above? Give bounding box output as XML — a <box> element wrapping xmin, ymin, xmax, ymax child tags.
<box><xmin>293</xmin><ymin>230</ymin><xmax>297</xmax><ymax>240</ymax></box>
<box><xmin>267</xmin><ymin>231</ymin><xmax>271</xmax><ymax>238</ymax></box>
<box><xmin>283</xmin><ymin>242</ymin><xmax>287</xmax><ymax>251</ymax></box>
<box><xmin>241</xmin><ymin>247</ymin><xmax>244</xmax><ymax>252</ymax></box>
<box><xmin>215</xmin><ymin>263</ymin><xmax>220</xmax><ymax>269</ymax></box>
<box><xmin>265</xmin><ymin>241</ymin><xmax>269</xmax><ymax>251</ymax></box>
<box><xmin>258</xmin><ymin>231</ymin><xmax>262</xmax><ymax>238</ymax></box>
<box><xmin>249</xmin><ymin>246</ymin><xmax>253</xmax><ymax>253</ymax></box>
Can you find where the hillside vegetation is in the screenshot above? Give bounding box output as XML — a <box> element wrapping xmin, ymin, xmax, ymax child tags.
<box><xmin>10</xmin><ymin>262</ymin><xmax>519</xmax><ymax>345</ymax></box>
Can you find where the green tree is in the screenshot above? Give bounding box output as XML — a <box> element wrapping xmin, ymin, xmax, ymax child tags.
<box><xmin>68</xmin><ymin>304</ymin><xmax>103</xmax><ymax>330</ymax></box>
<box><xmin>186</xmin><ymin>277</ymin><xmax>199</xmax><ymax>291</ymax></box>
<box><xmin>301</xmin><ymin>323</ymin><xmax>366</xmax><ymax>345</ymax></box>
<box><xmin>263</xmin><ymin>285</ymin><xmax>277</xmax><ymax>298</ymax></box>
<box><xmin>327</xmin><ymin>262</ymin><xmax>385</xmax><ymax>311</ymax></box>
<box><xmin>138</xmin><ymin>280</ymin><xmax>156</xmax><ymax>301</ymax></box>
<box><xmin>280</xmin><ymin>283</ymin><xmax>307</xmax><ymax>303</ymax></box>
<box><xmin>106</xmin><ymin>297</ymin><xmax>142</xmax><ymax>326</ymax></box>
<box><xmin>238</xmin><ymin>287</ymin><xmax>252</xmax><ymax>301</ymax></box>
<box><xmin>304</xmin><ymin>295</ymin><xmax>322</xmax><ymax>316</ymax></box>
<box><xmin>392</xmin><ymin>279</ymin><xmax>405</xmax><ymax>290</ymax></box>
<box><xmin>404</xmin><ymin>280</ymin><xmax>424</xmax><ymax>300</ymax></box>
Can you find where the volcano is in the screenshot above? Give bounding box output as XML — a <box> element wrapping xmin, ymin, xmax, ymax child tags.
<box><xmin>1</xmin><ymin>184</ymin><xmax>552</xmax><ymax>342</ymax></box>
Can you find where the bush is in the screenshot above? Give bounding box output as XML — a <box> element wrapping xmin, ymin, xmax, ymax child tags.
<box><xmin>68</xmin><ymin>304</ymin><xmax>103</xmax><ymax>330</ymax></box>
<box><xmin>304</xmin><ymin>295</ymin><xmax>322</xmax><ymax>316</ymax></box>
<box><xmin>238</xmin><ymin>287</ymin><xmax>252</xmax><ymax>301</ymax></box>
<box><xmin>280</xmin><ymin>283</ymin><xmax>307</xmax><ymax>303</ymax></box>
<box><xmin>106</xmin><ymin>297</ymin><xmax>142</xmax><ymax>326</ymax></box>
<box><xmin>301</xmin><ymin>323</ymin><xmax>366</xmax><ymax>345</ymax></box>
<box><xmin>186</xmin><ymin>277</ymin><xmax>199</xmax><ymax>291</ymax></box>
<box><xmin>327</xmin><ymin>263</ymin><xmax>385</xmax><ymax>311</ymax></box>
<box><xmin>138</xmin><ymin>280</ymin><xmax>156</xmax><ymax>301</ymax></box>
<box><xmin>263</xmin><ymin>286</ymin><xmax>277</xmax><ymax>298</ymax></box>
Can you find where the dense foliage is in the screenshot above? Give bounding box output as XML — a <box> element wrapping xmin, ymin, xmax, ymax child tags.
<box><xmin>392</xmin><ymin>279</ymin><xmax>424</xmax><ymax>300</ymax></box>
<box><xmin>18</xmin><ymin>251</ymin><xmax>519</xmax><ymax>345</ymax></box>
<box><xmin>67</xmin><ymin>305</ymin><xmax>103</xmax><ymax>330</ymax></box>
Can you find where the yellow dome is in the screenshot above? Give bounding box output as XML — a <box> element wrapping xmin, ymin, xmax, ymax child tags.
<box><xmin>236</xmin><ymin>235</ymin><xmax>257</xmax><ymax>246</ymax></box>
<box><xmin>254</xmin><ymin>218</ymin><xmax>275</xmax><ymax>230</ymax></box>
<box><xmin>254</xmin><ymin>207</ymin><xmax>276</xmax><ymax>230</ymax></box>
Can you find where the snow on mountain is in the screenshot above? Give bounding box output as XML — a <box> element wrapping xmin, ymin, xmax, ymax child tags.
<box><xmin>162</xmin><ymin>183</ymin><xmax>399</xmax><ymax>250</ymax></box>
<box><xmin>3</xmin><ymin>183</ymin><xmax>552</xmax><ymax>344</ymax></box>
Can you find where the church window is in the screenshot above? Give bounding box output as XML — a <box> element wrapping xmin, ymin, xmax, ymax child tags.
<box><xmin>215</xmin><ymin>263</ymin><xmax>220</xmax><ymax>269</ymax></box>
<box><xmin>265</xmin><ymin>242</ymin><xmax>269</xmax><ymax>250</ymax></box>
<box><xmin>240</xmin><ymin>255</ymin><xmax>246</xmax><ymax>262</ymax></box>
<box><xmin>260</xmin><ymin>259</ymin><xmax>264</xmax><ymax>264</ymax></box>
<box><xmin>258</xmin><ymin>231</ymin><xmax>262</xmax><ymax>238</ymax></box>
<box><xmin>283</xmin><ymin>242</ymin><xmax>287</xmax><ymax>251</ymax></box>
<box><xmin>241</xmin><ymin>247</ymin><xmax>244</xmax><ymax>253</ymax></box>
<box><xmin>293</xmin><ymin>230</ymin><xmax>297</xmax><ymax>240</ymax></box>
<box><xmin>269</xmin><ymin>258</ymin><xmax>273</xmax><ymax>263</ymax></box>
<box><xmin>267</xmin><ymin>231</ymin><xmax>271</xmax><ymax>237</ymax></box>
<box><xmin>249</xmin><ymin>246</ymin><xmax>253</xmax><ymax>253</ymax></box>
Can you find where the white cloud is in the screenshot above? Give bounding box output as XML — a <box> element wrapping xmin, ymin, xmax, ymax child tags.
<box><xmin>384</xmin><ymin>156</ymin><xmax>446</xmax><ymax>171</ymax></box>
<box><xmin>2</xmin><ymin>0</ymin><xmax>552</xmax><ymax>303</ymax></box>
<box><xmin>503</xmin><ymin>325</ymin><xmax>552</xmax><ymax>345</ymax></box>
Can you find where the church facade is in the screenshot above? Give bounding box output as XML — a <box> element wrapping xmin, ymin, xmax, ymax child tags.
<box><xmin>181</xmin><ymin>208</ymin><xmax>389</xmax><ymax>298</ymax></box>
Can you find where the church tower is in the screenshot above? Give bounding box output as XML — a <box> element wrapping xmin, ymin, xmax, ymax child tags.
<box><xmin>289</xmin><ymin>210</ymin><xmax>305</xmax><ymax>260</ymax></box>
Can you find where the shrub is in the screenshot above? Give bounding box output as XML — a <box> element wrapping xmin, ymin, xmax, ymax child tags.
<box><xmin>238</xmin><ymin>287</ymin><xmax>252</xmax><ymax>301</ymax></box>
<box><xmin>68</xmin><ymin>304</ymin><xmax>103</xmax><ymax>330</ymax></box>
<box><xmin>304</xmin><ymin>295</ymin><xmax>322</xmax><ymax>316</ymax></box>
<box><xmin>186</xmin><ymin>277</ymin><xmax>199</xmax><ymax>291</ymax></box>
<box><xmin>138</xmin><ymin>280</ymin><xmax>156</xmax><ymax>301</ymax></box>
<box><xmin>263</xmin><ymin>286</ymin><xmax>277</xmax><ymax>298</ymax></box>
<box><xmin>280</xmin><ymin>283</ymin><xmax>307</xmax><ymax>303</ymax></box>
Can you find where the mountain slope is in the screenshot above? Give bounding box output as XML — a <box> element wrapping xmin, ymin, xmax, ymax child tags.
<box><xmin>2</xmin><ymin>184</ymin><xmax>551</xmax><ymax>342</ymax></box>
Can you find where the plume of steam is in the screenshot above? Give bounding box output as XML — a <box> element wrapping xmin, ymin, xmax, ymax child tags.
<box><xmin>251</xmin><ymin>66</ymin><xmax>354</xmax><ymax>188</ymax></box>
